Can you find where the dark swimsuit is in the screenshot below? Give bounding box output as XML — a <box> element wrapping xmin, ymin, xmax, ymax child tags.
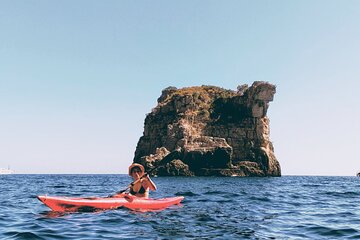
<box><xmin>130</xmin><ymin>185</ymin><xmax>146</xmax><ymax>195</ymax></box>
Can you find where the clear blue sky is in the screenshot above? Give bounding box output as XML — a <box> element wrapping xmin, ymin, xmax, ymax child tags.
<box><xmin>1</xmin><ymin>0</ymin><xmax>359</xmax><ymax>175</ymax></box>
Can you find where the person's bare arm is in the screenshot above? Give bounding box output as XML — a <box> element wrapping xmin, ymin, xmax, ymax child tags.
<box><xmin>142</xmin><ymin>175</ymin><xmax>157</xmax><ymax>191</ymax></box>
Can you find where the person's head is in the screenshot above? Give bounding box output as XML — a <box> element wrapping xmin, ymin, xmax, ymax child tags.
<box><xmin>128</xmin><ymin>163</ymin><xmax>145</xmax><ymax>177</ymax></box>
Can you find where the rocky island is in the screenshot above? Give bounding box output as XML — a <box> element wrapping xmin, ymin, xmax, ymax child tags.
<box><xmin>133</xmin><ymin>81</ymin><xmax>281</xmax><ymax>177</ymax></box>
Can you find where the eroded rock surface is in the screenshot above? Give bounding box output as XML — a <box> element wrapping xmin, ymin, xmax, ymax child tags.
<box><xmin>133</xmin><ymin>81</ymin><xmax>281</xmax><ymax>177</ymax></box>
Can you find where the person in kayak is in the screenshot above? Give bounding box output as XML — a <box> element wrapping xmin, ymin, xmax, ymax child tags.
<box><xmin>127</xmin><ymin>163</ymin><xmax>157</xmax><ymax>198</ymax></box>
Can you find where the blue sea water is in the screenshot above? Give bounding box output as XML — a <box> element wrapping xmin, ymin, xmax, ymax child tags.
<box><xmin>1</xmin><ymin>175</ymin><xmax>360</xmax><ymax>239</ymax></box>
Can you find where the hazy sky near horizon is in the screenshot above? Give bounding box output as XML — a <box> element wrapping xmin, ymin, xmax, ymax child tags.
<box><xmin>1</xmin><ymin>1</ymin><xmax>359</xmax><ymax>175</ymax></box>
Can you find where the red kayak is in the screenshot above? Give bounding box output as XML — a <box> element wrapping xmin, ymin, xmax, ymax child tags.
<box><xmin>37</xmin><ymin>195</ymin><xmax>184</xmax><ymax>212</ymax></box>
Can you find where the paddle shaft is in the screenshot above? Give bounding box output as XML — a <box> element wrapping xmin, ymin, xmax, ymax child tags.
<box><xmin>115</xmin><ymin>159</ymin><xmax>171</xmax><ymax>195</ymax></box>
<box><xmin>111</xmin><ymin>154</ymin><xmax>179</xmax><ymax>197</ymax></box>
<box><xmin>116</xmin><ymin>174</ymin><xmax>147</xmax><ymax>194</ymax></box>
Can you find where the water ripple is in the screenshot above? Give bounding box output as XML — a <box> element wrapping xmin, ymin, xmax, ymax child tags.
<box><xmin>1</xmin><ymin>175</ymin><xmax>360</xmax><ymax>239</ymax></box>
<box><xmin>175</xmin><ymin>191</ymin><xmax>198</xmax><ymax>196</ymax></box>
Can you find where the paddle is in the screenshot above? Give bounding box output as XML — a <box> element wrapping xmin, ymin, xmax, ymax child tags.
<box><xmin>108</xmin><ymin>150</ymin><xmax>182</xmax><ymax>198</ymax></box>
<box><xmin>114</xmin><ymin>173</ymin><xmax>149</xmax><ymax>195</ymax></box>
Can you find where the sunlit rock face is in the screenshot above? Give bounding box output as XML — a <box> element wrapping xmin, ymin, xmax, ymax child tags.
<box><xmin>133</xmin><ymin>81</ymin><xmax>281</xmax><ymax>177</ymax></box>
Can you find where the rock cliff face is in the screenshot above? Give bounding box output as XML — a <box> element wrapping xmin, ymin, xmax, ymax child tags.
<box><xmin>133</xmin><ymin>81</ymin><xmax>281</xmax><ymax>177</ymax></box>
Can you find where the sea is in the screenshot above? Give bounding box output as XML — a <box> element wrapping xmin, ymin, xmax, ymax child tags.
<box><xmin>1</xmin><ymin>175</ymin><xmax>360</xmax><ymax>239</ymax></box>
